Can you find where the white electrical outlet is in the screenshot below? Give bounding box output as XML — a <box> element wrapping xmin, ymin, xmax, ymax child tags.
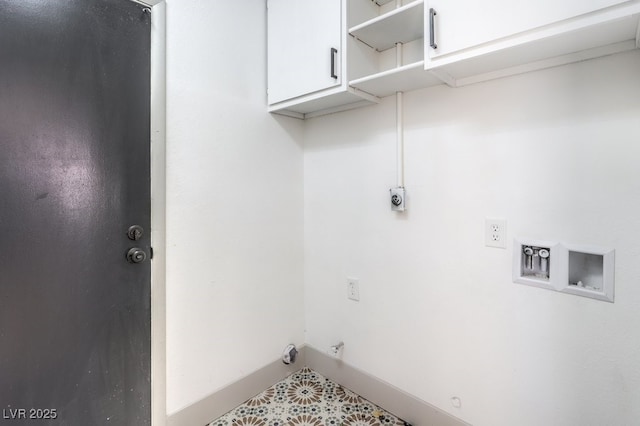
<box><xmin>347</xmin><ymin>278</ymin><xmax>360</xmax><ymax>301</ymax></box>
<box><xmin>485</xmin><ymin>218</ymin><xmax>507</xmax><ymax>248</ymax></box>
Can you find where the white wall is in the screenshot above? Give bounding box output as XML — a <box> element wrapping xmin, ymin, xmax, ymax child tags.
<box><xmin>165</xmin><ymin>1</ymin><xmax>305</xmax><ymax>414</ymax></box>
<box><xmin>304</xmin><ymin>50</ymin><xmax>640</xmax><ymax>426</ymax></box>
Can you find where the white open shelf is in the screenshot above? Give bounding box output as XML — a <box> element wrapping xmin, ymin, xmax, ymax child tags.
<box><xmin>349</xmin><ymin>0</ymin><xmax>424</xmax><ymax>51</ymax></box>
<box><xmin>350</xmin><ymin>61</ymin><xmax>442</xmax><ymax>97</ymax></box>
<box><xmin>348</xmin><ymin>0</ymin><xmax>434</xmax><ymax>98</ymax></box>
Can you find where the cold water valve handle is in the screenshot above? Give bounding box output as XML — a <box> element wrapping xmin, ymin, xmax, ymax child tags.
<box><xmin>538</xmin><ymin>249</ymin><xmax>550</xmax><ymax>273</ymax></box>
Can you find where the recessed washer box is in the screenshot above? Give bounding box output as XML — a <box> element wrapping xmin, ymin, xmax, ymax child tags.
<box><xmin>513</xmin><ymin>238</ymin><xmax>615</xmax><ymax>303</ymax></box>
<box><xmin>562</xmin><ymin>245</ymin><xmax>615</xmax><ymax>303</ymax></box>
<box><xmin>512</xmin><ymin>238</ymin><xmax>564</xmax><ymax>292</ymax></box>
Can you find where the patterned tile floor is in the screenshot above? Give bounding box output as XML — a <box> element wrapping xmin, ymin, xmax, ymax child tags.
<box><xmin>208</xmin><ymin>367</ymin><xmax>412</xmax><ymax>426</ymax></box>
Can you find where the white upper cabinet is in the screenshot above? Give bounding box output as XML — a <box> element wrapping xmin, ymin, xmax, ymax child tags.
<box><xmin>267</xmin><ymin>0</ymin><xmax>378</xmax><ymax>118</ymax></box>
<box><xmin>268</xmin><ymin>0</ymin><xmax>342</xmax><ymax>104</ymax></box>
<box><xmin>267</xmin><ymin>0</ymin><xmax>640</xmax><ymax>118</ymax></box>
<box><xmin>424</xmin><ymin>0</ymin><xmax>640</xmax><ymax>85</ymax></box>
<box><xmin>427</xmin><ymin>0</ymin><xmax>625</xmax><ymax>58</ymax></box>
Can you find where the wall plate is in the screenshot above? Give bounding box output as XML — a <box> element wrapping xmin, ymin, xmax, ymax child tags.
<box><xmin>347</xmin><ymin>277</ymin><xmax>360</xmax><ymax>301</ymax></box>
<box><xmin>485</xmin><ymin>218</ymin><xmax>507</xmax><ymax>248</ymax></box>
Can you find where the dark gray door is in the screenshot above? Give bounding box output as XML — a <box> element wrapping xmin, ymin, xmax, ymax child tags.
<box><xmin>0</xmin><ymin>0</ymin><xmax>151</xmax><ymax>425</ymax></box>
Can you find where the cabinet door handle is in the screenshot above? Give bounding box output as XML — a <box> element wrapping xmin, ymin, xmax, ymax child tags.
<box><xmin>330</xmin><ymin>47</ymin><xmax>338</xmax><ymax>79</ymax></box>
<box><xmin>429</xmin><ymin>8</ymin><xmax>438</xmax><ymax>50</ymax></box>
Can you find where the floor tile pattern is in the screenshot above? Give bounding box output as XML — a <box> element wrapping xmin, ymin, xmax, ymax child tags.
<box><xmin>208</xmin><ymin>367</ymin><xmax>411</xmax><ymax>426</ymax></box>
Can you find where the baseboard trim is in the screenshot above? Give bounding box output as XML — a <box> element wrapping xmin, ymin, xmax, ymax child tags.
<box><xmin>168</xmin><ymin>345</ymin><xmax>468</xmax><ymax>426</ymax></box>
<box><xmin>167</xmin><ymin>348</ymin><xmax>306</xmax><ymax>426</ymax></box>
<box><xmin>304</xmin><ymin>345</ymin><xmax>470</xmax><ymax>426</ymax></box>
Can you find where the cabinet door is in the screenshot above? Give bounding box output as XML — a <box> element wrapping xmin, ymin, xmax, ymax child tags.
<box><xmin>268</xmin><ymin>0</ymin><xmax>342</xmax><ymax>104</ymax></box>
<box><xmin>426</xmin><ymin>0</ymin><xmax>627</xmax><ymax>59</ymax></box>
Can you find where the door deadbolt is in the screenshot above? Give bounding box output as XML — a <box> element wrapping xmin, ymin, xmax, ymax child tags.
<box><xmin>127</xmin><ymin>225</ymin><xmax>144</xmax><ymax>241</ymax></box>
<box><xmin>127</xmin><ymin>248</ymin><xmax>147</xmax><ymax>264</ymax></box>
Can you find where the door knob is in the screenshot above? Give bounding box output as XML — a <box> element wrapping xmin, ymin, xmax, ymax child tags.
<box><xmin>127</xmin><ymin>225</ymin><xmax>144</xmax><ymax>241</ymax></box>
<box><xmin>126</xmin><ymin>248</ymin><xmax>147</xmax><ymax>264</ymax></box>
